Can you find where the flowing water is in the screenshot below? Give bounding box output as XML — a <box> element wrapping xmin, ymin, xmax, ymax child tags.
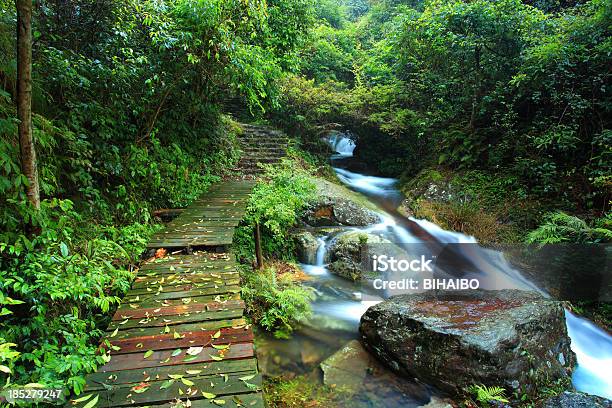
<box><xmin>255</xmin><ymin>132</ymin><xmax>612</xmax><ymax>404</ymax></box>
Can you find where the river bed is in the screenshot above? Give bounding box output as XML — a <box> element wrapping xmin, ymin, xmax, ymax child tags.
<box><xmin>255</xmin><ymin>133</ymin><xmax>612</xmax><ymax>405</ymax></box>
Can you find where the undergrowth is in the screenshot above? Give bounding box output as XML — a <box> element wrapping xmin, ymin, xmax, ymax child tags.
<box><xmin>241</xmin><ymin>263</ymin><xmax>315</xmax><ymax>339</ymax></box>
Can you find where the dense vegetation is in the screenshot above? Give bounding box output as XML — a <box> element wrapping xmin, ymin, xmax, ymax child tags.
<box><xmin>0</xmin><ymin>0</ymin><xmax>610</xmax><ymax>402</ymax></box>
<box><xmin>276</xmin><ymin>0</ymin><xmax>611</xmax><ymax>239</ymax></box>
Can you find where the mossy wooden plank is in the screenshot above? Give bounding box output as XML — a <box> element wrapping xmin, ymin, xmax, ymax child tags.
<box><xmin>108</xmin><ymin>318</ymin><xmax>247</xmax><ymax>339</ymax></box>
<box><xmin>107</xmin><ymin>308</ymin><xmax>244</xmax><ymax>331</ymax></box>
<box><xmin>107</xmin><ymin>326</ymin><xmax>253</xmax><ymax>355</ymax></box>
<box><xmin>112</xmin><ymin>299</ymin><xmax>244</xmax><ymax>321</ymax></box>
<box><xmin>85</xmin><ymin>358</ymin><xmax>258</xmax><ymax>389</ymax></box>
<box><xmin>98</xmin><ymin>342</ymin><xmax>254</xmax><ymax>372</ymax></box>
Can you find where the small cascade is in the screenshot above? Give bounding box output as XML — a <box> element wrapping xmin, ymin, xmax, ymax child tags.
<box><xmin>328</xmin><ymin>132</ymin><xmax>356</xmax><ymax>157</ymax></box>
<box><xmin>566</xmin><ymin>311</ymin><xmax>612</xmax><ymax>399</ymax></box>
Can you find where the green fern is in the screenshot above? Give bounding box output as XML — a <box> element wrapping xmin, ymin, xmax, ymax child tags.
<box><xmin>527</xmin><ymin>211</ymin><xmax>611</xmax><ymax>244</ymax></box>
<box><xmin>469</xmin><ymin>384</ymin><xmax>509</xmax><ymax>405</ymax></box>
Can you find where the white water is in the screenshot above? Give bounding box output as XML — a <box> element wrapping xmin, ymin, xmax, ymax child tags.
<box><xmin>304</xmin><ymin>133</ymin><xmax>612</xmax><ymax>400</ymax></box>
<box><xmin>328</xmin><ymin>132</ymin><xmax>356</xmax><ymax>157</ymax></box>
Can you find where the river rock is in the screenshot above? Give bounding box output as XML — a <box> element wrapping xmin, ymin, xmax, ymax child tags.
<box><xmin>294</xmin><ymin>231</ymin><xmax>320</xmax><ymax>264</ymax></box>
<box><xmin>303</xmin><ymin>197</ymin><xmax>380</xmax><ymax>227</ymax></box>
<box><xmin>359</xmin><ymin>289</ymin><xmax>575</xmax><ymax>399</ymax></box>
<box><xmin>321</xmin><ymin>340</ymin><xmax>371</xmax><ymax>391</ymax></box>
<box><xmin>541</xmin><ymin>391</ymin><xmax>612</xmax><ymax>408</ymax></box>
<box><xmin>327</xmin><ymin>231</ymin><xmax>389</xmax><ymax>281</ymax></box>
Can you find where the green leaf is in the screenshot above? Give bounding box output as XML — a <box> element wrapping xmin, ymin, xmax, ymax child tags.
<box><xmin>60</xmin><ymin>242</ymin><xmax>69</xmax><ymax>257</ymax></box>
<box><xmin>143</xmin><ymin>350</ymin><xmax>154</xmax><ymax>359</ymax></box>
<box><xmin>71</xmin><ymin>394</ymin><xmax>93</xmax><ymax>403</ymax></box>
<box><xmin>202</xmin><ymin>392</ymin><xmax>216</xmax><ymax>399</ymax></box>
<box><xmin>82</xmin><ymin>394</ymin><xmax>99</xmax><ymax>408</ymax></box>
<box><xmin>181</xmin><ymin>378</ymin><xmax>194</xmax><ymax>386</ymax></box>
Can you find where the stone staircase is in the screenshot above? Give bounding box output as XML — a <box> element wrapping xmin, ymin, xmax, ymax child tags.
<box><xmin>235</xmin><ymin>123</ymin><xmax>289</xmax><ymax>175</ymax></box>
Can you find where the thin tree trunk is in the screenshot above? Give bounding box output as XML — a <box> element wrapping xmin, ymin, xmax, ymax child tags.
<box><xmin>16</xmin><ymin>0</ymin><xmax>40</xmax><ymax>209</ymax></box>
<box><xmin>254</xmin><ymin>222</ymin><xmax>263</xmax><ymax>270</ymax></box>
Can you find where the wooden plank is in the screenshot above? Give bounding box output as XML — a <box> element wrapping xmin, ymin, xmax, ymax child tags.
<box><xmin>108</xmin><ymin>318</ymin><xmax>247</xmax><ymax>340</ymax></box>
<box><xmin>98</xmin><ymin>342</ymin><xmax>254</xmax><ymax>372</ymax></box>
<box><xmin>132</xmin><ymin>271</ymin><xmax>238</xmax><ymax>287</ymax></box>
<box><xmin>107</xmin><ymin>326</ymin><xmax>253</xmax><ymax>354</ymax></box>
<box><xmin>107</xmin><ymin>308</ymin><xmax>244</xmax><ymax>330</ymax></box>
<box><xmin>112</xmin><ymin>299</ymin><xmax>244</xmax><ymax>321</ymax></box>
<box><xmin>146</xmin><ymin>394</ymin><xmax>265</xmax><ymax>408</ymax></box>
<box><xmin>86</xmin><ymin>358</ymin><xmax>258</xmax><ymax>389</ymax></box>
<box><xmin>128</xmin><ymin>278</ymin><xmax>240</xmax><ymax>296</ymax></box>
<box><xmin>118</xmin><ymin>293</ymin><xmax>241</xmax><ymax>311</ymax></box>
<box><xmin>147</xmin><ymin>238</ymin><xmax>234</xmax><ymax>248</ymax></box>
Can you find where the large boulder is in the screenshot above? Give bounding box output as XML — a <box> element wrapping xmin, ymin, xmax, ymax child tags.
<box><xmin>541</xmin><ymin>391</ymin><xmax>611</xmax><ymax>408</ymax></box>
<box><xmin>327</xmin><ymin>231</ymin><xmax>389</xmax><ymax>281</ymax></box>
<box><xmin>359</xmin><ymin>290</ymin><xmax>575</xmax><ymax>399</ymax></box>
<box><xmin>303</xmin><ymin>197</ymin><xmax>380</xmax><ymax>227</ymax></box>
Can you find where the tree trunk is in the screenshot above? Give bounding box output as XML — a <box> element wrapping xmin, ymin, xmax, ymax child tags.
<box><xmin>16</xmin><ymin>0</ymin><xmax>40</xmax><ymax>210</ymax></box>
<box><xmin>254</xmin><ymin>222</ymin><xmax>263</xmax><ymax>270</ymax></box>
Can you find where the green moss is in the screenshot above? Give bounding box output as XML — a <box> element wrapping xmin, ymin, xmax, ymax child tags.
<box><xmin>264</xmin><ymin>375</ymin><xmax>344</xmax><ymax>407</ymax></box>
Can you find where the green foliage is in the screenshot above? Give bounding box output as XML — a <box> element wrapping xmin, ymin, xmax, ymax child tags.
<box><xmin>278</xmin><ymin>0</ymin><xmax>611</xmax><ymax>214</ymax></box>
<box><xmin>241</xmin><ymin>266</ymin><xmax>315</xmax><ymax>338</ymax></box>
<box><xmin>0</xmin><ymin>197</ymin><xmax>159</xmax><ymax>394</ymax></box>
<box><xmin>526</xmin><ymin>212</ymin><xmax>612</xmax><ymax>244</ymax></box>
<box><xmin>469</xmin><ymin>384</ymin><xmax>509</xmax><ymax>406</ymax></box>
<box><xmin>236</xmin><ymin>158</ymin><xmax>317</xmax><ymax>260</ymax></box>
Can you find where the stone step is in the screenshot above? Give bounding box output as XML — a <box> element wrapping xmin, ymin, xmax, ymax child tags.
<box><xmin>241</xmin><ymin>136</ymin><xmax>284</xmax><ymax>141</ymax></box>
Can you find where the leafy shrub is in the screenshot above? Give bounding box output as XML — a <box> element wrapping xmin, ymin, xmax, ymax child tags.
<box><xmin>235</xmin><ymin>158</ymin><xmax>317</xmax><ymax>260</ymax></box>
<box><xmin>241</xmin><ymin>265</ymin><xmax>315</xmax><ymax>338</ymax></box>
<box><xmin>0</xmin><ymin>199</ymin><xmax>159</xmax><ymax>394</ymax></box>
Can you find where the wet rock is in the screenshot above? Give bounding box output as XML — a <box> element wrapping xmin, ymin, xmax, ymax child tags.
<box><xmin>321</xmin><ymin>340</ymin><xmax>432</xmax><ymax>405</ymax></box>
<box><xmin>327</xmin><ymin>231</ymin><xmax>388</xmax><ymax>281</ymax></box>
<box><xmin>359</xmin><ymin>289</ymin><xmax>575</xmax><ymax>399</ymax></box>
<box><xmin>300</xmin><ymin>313</ymin><xmax>357</xmax><ymax>333</ymax></box>
<box><xmin>294</xmin><ymin>231</ymin><xmax>320</xmax><ymax>264</ymax></box>
<box><xmin>541</xmin><ymin>391</ymin><xmax>612</xmax><ymax>408</ymax></box>
<box><xmin>303</xmin><ymin>197</ymin><xmax>380</xmax><ymax>227</ymax></box>
<box><xmin>321</xmin><ymin>340</ymin><xmax>370</xmax><ymax>391</ymax></box>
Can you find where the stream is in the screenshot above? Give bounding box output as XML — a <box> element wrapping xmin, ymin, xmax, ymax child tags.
<box><xmin>255</xmin><ymin>133</ymin><xmax>612</xmax><ymax>405</ymax></box>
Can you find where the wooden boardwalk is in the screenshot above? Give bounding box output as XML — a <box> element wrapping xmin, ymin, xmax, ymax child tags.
<box><xmin>147</xmin><ymin>181</ymin><xmax>256</xmax><ymax>249</ymax></box>
<box><xmin>69</xmin><ymin>181</ymin><xmax>263</xmax><ymax>408</ymax></box>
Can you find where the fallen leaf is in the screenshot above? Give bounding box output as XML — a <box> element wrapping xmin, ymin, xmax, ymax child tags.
<box><xmin>186</xmin><ymin>347</ymin><xmax>203</xmax><ymax>356</ymax></box>
<box><xmin>143</xmin><ymin>350</ymin><xmax>154</xmax><ymax>359</ymax></box>
<box><xmin>181</xmin><ymin>378</ymin><xmax>195</xmax><ymax>386</ymax></box>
